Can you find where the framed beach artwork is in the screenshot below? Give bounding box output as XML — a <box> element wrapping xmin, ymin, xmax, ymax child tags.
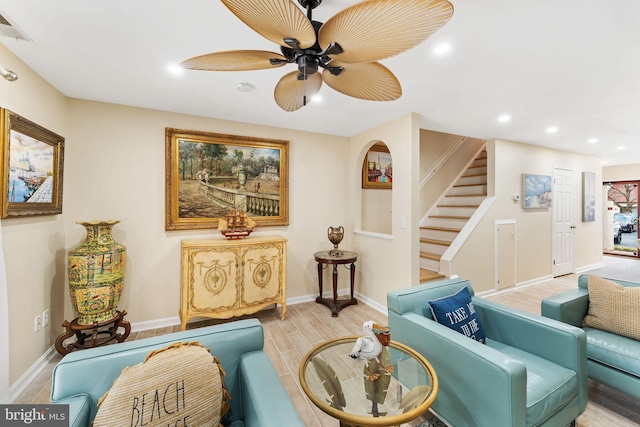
<box><xmin>582</xmin><ymin>171</ymin><xmax>596</xmax><ymax>222</ymax></box>
<box><xmin>522</xmin><ymin>174</ymin><xmax>552</xmax><ymax>209</ymax></box>
<box><xmin>165</xmin><ymin>128</ymin><xmax>289</xmax><ymax>230</ymax></box>
<box><xmin>0</xmin><ymin>109</ymin><xmax>65</xmax><ymax>219</ymax></box>
<box><xmin>362</xmin><ymin>142</ymin><xmax>392</xmax><ymax>189</ymax></box>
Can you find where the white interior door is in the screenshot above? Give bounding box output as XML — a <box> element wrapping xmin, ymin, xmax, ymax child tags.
<box><xmin>553</xmin><ymin>168</ymin><xmax>574</xmax><ymax>276</ymax></box>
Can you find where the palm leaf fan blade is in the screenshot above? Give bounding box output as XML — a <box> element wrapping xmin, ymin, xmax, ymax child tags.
<box><xmin>311</xmin><ymin>356</ymin><xmax>347</xmax><ymax>409</ymax></box>
<box><xmin>181</xmin><ymin>50</ymin><xmax>287</xmax><ymax>71</ymax></box>
<box><xmin>318</xmin><ymin>0</ymin><xmax>453</xmax><ymax>64</ymax></box>
<box><xmin>222</xmin><ymin>0</ymin><xmax>316</xmax><ymax>49</ymax></box>
<box><xmin>322</xmin><ymin>62</ymin><xmax>401</xmax><ymax>101</ymax></box>
<box><xmin>274</xmin><ymin>71</ymin><xmax>322</xmax><ymax>112</ymax></box>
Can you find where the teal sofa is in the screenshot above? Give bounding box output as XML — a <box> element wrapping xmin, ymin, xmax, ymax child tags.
<box><xmin>50</xmin><ymin>319</ymin><xmax>304</xmax><ymax>427</ymax></box>
<box><xmin>542</xmin><ymin>274</ymin><xmax>640</xmax><ymax>400</ymax></box>
<box><xmin>387</xmin><ymin>278</ymin><xmax>587</xmax><ymax>427</ymax></box>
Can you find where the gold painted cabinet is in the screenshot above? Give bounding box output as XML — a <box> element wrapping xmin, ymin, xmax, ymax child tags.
<box><xmin>180</xmin><ymin>236</ymin><xmax>287</xmax><ymax>330</ymax></box>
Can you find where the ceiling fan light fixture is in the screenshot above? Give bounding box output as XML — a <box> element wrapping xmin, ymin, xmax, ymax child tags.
<box><xmin>186</xmin><ymin>0</ymin><xmax>453</xmax><ymax>111</ymax></box>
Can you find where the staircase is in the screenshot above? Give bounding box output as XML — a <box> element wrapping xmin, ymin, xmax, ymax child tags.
<box><xmin>419</xmin><ymin>149</ymin><xmax>488</xmax><ymax>278</ymax></box>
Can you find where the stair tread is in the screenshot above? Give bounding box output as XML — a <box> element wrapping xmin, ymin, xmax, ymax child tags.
<box><xmin>429</xmin><ymin>215</ymin><xmax>471</xmax><ymax>220</ymax></box>
<box><xmin>420</xmin><ymin>226</ymin><xmax>461</xmax><ymax>232</ymax></box>
<box><xmin>420</xmin><ymin>269</ymin><xmax>446</xmax><ymax>282</ymax></box>
<box><xmin>420</xmin><ymin>252</ymin><xmax>442</xmax><ymax>261</ymax></box>
<box><xmin>460</xmin><ymin>173</ymin><xmax>487</xmax><ymax>178</ymax></box>
<box><xmin>437</xmin><ymin>204</ymin><xmax>479</xmax><ymax>208</ymax></box>
<box><xmin>445</xmin><ymin>193</ymin><xmax>487</xmax><ymax>197</ymax></box>
<box><xmin>453</xmin><ymin>183</ymin><xmax>486</xmax><ymax>188</ymax></box>
<box><xmin>420</xmin><ymin>238</ymin><xmax>451</xmax><ymax>246</ymax></box>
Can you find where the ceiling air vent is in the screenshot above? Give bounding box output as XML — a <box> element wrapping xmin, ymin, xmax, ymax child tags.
<box><xmin>0</xmin><ymin>11</ymin><xmax>32</xmax><ymax>41</ymax></box>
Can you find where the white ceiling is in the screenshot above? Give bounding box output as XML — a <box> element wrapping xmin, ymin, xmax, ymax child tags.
<box><xmin>1</xmin><ymin>0</ymin><xmax>639</xmax><ymax>166</ymax></box>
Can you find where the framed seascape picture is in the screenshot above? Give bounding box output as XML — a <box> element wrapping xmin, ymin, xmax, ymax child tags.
<box><xmin>0</xmin><ymin>109</ymin><xmax>65</xmax><ymax>219</ymax></box>
<box><xmin>522</xmin><ymin>174</ymin><xmax>552</xmax><ymax>209</ymax></box>
<box><xmin>362</xmin><ymin>142</ymin><xmax>392</xmax><ymax>189</ymax></box>
<box><xmin>165</xmin><ymin>128</ymin><xmax>289</xmax><ymax>230</ymax></box>
<box><xmin>582</xmin><ymin>171</ymin><xmax>596</xmax><ymax>222</ymax></box>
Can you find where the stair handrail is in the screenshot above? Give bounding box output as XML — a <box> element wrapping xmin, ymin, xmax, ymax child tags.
<box><xmin>419</xmin><ymin>136</ymin><xmax>467</xmax><ymax>189</ymax></box>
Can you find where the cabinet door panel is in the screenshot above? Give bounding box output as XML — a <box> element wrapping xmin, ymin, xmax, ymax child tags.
<box><xmin>188</xmin><ymin>248</ymin><xmax>239</xmax><ymax>311</ymax></box>
<box><xmin>241</xmin><ymin>243</ymin><xmax>283</xmax><ymax>306</ymax></box>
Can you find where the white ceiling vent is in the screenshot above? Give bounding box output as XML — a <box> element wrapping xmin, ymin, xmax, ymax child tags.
<box><xmin>0</xmin><ymin>11</ymin><xmax>32</xmax><ymax>41</ymax></box>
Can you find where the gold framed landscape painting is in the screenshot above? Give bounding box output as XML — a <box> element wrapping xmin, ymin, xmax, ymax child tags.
<box><xmin>165</xmin><ymin>128</ymin><xmax>289</xmax><ymax>230</ymax></box>
<box><xmin>362</xmin><ymin>142</ymin><xmax>392</xmax><ymax>189</ymax></box>
<box><xmin>0</xmin><ymin>109</ymin><xmax>65</xmax><ymax>219</ymax></box>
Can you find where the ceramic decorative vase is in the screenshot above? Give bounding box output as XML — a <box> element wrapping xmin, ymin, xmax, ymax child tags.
<box><xmin>67</xmin><ymin>220</ymin><xmax>126</xmax><ymax>325</ymax></box>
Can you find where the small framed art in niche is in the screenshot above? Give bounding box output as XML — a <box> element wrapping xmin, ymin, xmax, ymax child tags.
<box><xmin>0</xmin><ymin>108</ymin><xmax>65</xmax><ymax>218</ymax></box>
<box><xmin>362</xmin><ymin>142</ymin><xmax>392</xmax><ymax>189</ymax></box>
<box><xmin>522</xmin><ymin>173</ymin><xmax>552</xmax><ymax>209</ymax></box>
<box><xmin>165</xmin><ymin>128</ymin><xmax>289</xmax><ymax>230</ymax></box>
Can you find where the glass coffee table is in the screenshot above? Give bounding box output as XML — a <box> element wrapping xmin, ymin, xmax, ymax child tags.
<box><xmin>299</xmin><ymin>336</ymin><xmax>438</xmax><ymax>427</ymax></box>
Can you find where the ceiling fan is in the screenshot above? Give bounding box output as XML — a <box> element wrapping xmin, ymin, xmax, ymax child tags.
<box><xmin>181</xmin><ymin>0</ymin><xmax>454</xmax><ymax>112</ymax></box>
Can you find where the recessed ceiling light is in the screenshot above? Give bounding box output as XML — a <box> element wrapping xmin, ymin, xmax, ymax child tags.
<box><xmin>546</xmin><ymin>126</ymin><xmax>558</xmax><ymax>134</ymax></box>
<box><xmin>236</xmin><ymin>82</ymin><xmax>253</xmax><ymax>92</ymax></box>
<box><xmin>311</xmin><ymin>95</ymin><xmax>322</xmax><ymax>103</ymax></box>
<box><xmin>617</xmin><ymin>146</ymin><xmax>626</xmax><ymax>150</ymax></box>
<box><xmin>497</xmin><ymin>114</ymin><xmax>511</xmax><ymax>123</ymax></box>
<box><xmin>167</xmin><ymin>64</ymin><xmax>183</xmax><ymax>75</ymax></box>
<box><xmin>433</xmin><ymin>43</ymin><xmax>451</xmax><ymax>55</ymax></box>
<box><xmin>587</xmin><ymin>138</ymin><xmax>598</xmax><ymax>144</ymax></box>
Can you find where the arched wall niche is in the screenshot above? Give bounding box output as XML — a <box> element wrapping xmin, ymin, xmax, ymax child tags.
<box><xmin>359</xmin><ymin>140</ymin><xmax>393</xmax><ymax>235</ymax></box>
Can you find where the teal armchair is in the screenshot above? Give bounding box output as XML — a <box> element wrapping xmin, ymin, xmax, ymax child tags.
<box><xmin>387</xmin><ymin>278</ymin><xmax>587</xmax><ymax>427</ymax></box>
<box><xmin>542</xmin><ymin>274</ymin><xmax>640</xmax><ymax>400</ymax></box>
<box><xmin>50</xmin><ymin>319</ymin><xmax>304</xmax><ymax>427</ymax></box>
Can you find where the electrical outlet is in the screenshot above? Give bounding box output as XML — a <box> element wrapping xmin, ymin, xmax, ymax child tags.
<box><xmin>42</xmin><ymin>309</ymin><xmax>49</xmax><ymax>327</ymax></box>
<box><xmin>34</xmin><ymin>315</ymin><xmax>42</xmax><ymax>332</ymax></box>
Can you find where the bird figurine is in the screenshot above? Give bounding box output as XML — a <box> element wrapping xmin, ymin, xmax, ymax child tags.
<box><xmin>349</xmin><ymin>321</ymin><xmax>390</xmax><ymax>360</ymax></box>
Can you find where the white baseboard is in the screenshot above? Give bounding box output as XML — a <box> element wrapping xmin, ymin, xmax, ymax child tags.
<box><xmin>476</xmin><ymin>274</ymin><xmax>554</xmax><ymax>298</ymax></box>
<box><xmin>575</xmin><ymin>263</ymin><xmax>606</xmax><ymax>274</ymax></box>
<box><xmin>10</xmin><ymin>345</ymin><xmax>57</xmax><ymax>403</ymax></box>
<box><xmin>130</xmin><ymin>292</ymin><xmax>355</xmax><ymax>332</ymax></box>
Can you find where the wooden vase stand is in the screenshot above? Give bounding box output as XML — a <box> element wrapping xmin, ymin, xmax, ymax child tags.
<box><xmin>55</xmin><ymin>310</ymin><xmax>131</xmax><ymax>355</ymax></box>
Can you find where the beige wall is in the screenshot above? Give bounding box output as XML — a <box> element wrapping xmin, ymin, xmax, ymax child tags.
<box><xmin>451</xmin><ymin>139</ymin><xmax>604</xmax><ymax>292</ymax></box>
<box><xmin>0</xmin><ymin>44</ymin><xmax>69</xmax><ymax>388</ymax></box>
<box><xmin>603</xmin><ymin>164</ymin><xmax>640</xmax><ymax>182</ymax></box>
<box><xmin>350</xmin><ymin>113</ymin><xmax>420</xmax><ymax>307</ymax></box>
<box><xmin>65</xmin><ymin>100</ymin><xmax>350</xmax><ymax>324</ymax></box>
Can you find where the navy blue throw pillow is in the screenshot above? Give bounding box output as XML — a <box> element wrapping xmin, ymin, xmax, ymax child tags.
<box><xmin>428</xmin><ymin>287</ymin><xmax>486</xmax><ymax>343</ymax></box>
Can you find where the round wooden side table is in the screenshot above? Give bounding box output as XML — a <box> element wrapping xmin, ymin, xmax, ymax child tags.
<box><xmin>314</xmin><ymin>250</ymin><xmax>358</xmax><ymax>317</ymax></box>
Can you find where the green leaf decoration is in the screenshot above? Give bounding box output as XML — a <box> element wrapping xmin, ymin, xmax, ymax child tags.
<box><xmin>312</xmin><ymin>356</ymin><xmax>346</xmax><ymax>409</ymax></box>
<box><xmin>399</xmin><ymin>384</ymin><xmax>432</xmax><ymax>413</ymax></box>
<box><xmin>364</xmin><ymin>347</ymin><xmax>392</xmax><ymax>405</ymax></box>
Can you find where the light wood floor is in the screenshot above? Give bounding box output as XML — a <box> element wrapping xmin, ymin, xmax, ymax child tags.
<box><xmin>14</xmin><ymin>255</ymin><xmax>640</xmax><ymax>426</ymax></box>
